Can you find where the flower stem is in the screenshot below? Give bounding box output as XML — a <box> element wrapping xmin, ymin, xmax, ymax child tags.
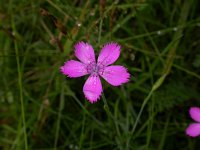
<box><xmin>131</xmin><ymin>89</ymin><xmax>154</xmax><ymax>134</ymax></box>
<box><xmin>98</xmin><ymin>18</ymin><xmax>103</xmax><ymax>45</ymax></box>
<box><xmin>12</xmin><ymin>24</ymin><xmax>28</xmax><ymax>150</ymax></box>
<box><xmin>101</xmin><ymin>93</ymin><xmax>122</xmax><ymax>149</ymax></box>
<box><xmin>101</xmin><ymin>93</ymin><xmax>111</xmax><ymax>115</ymax></box>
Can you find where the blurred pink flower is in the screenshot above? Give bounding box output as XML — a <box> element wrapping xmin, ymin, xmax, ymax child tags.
<box><xmin>186</xmin><ymin>107</ymin><xmax>200</xmax><ymax>137</ymax></box>
<box><xmin>60</xmin><ymin>41</ymin><xmax>130</xmax><ymax>103</ymax></box>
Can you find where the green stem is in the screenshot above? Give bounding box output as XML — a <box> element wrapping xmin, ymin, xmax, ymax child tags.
<box><xmin>13</xmin><ymin>29</ymin><xmax>28</xmax><ymax>149</ymax></box>
<box><xmin>131</xmin><ymin>89</ymin><xmax>153</xmax><ymax>134</ymax></box>
<box><xmin>101</xmin><ymin>93</ymin><xmax>122</xmax><ymax>149</ymax></box>
<box><xmin>101</xmin><ymin>93</ymin><xmax>111</xmax><ymax>116</ymax></box>
<box><xmin>79</xmin><ymin>103</ymin><xmax>86</xmax><ymax>149</ymax></box>
<box><xmin>98</xmin><ymin>18</ymin><xmax>103</xmax><ymax>45</ymax></box>
<box><xmin>54</xmin><ymin>82</ymin><xmax>64</xmax><ymax>149</ymax></box>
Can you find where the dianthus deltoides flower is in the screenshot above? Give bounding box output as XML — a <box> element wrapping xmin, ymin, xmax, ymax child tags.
<box><xmin>186</xmin><ymin>107</ymin><xmax>200</xmax><ymax>137</ymax></box>
<box><xmin>60</xmin><ymin>42</ymin><xmax>130</xmax><ymax>103</ymax></box>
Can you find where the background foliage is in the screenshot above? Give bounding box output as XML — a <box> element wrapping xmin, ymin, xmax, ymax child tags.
<box><xmin>0</xmin><ymin>0</ymin><xmax>200</xmax><ymax>149</ymax></box>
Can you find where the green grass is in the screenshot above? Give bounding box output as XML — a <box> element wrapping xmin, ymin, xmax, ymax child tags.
<box><xmin>1</xmin><ymin>0</ymin><xmax>200</xmax><ymax>149</ymax></box>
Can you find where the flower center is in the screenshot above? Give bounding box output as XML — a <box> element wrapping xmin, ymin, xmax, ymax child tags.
<box><xmin>86</xmin><ymin>61</ymin><xmax>104</xmax><ymax>75</ymax></box>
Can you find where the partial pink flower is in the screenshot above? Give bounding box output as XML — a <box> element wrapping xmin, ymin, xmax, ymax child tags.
<box><xmin>60</xmin><ymin>41</ymin><xmax>130</xmax><ymax>103</ymax></box>
<box><xmin>186</xmin><ymin>107</ymin><xmax>200</xmax><ymax>137</ymax></box>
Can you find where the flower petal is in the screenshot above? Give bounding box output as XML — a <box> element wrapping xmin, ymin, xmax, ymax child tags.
<box><xmin>186</xmin><ymin>123</ymin><xmax>200</xmax><ymax>137</ymax></box>
<box><xmin>97</xmin><ymin>42</ymin><xmax>120</xmax><ymax>66</ymax></box>
<box><xmin>74</xmin><ymin>41</ymin><xmax>96</xmax><ymax>64</ymax></box>
<box><xmin>83</xmin><ymin>75</ymin><xmax>102</xmax><ymax>103</ymax></box>
<box><xmin>60</xmin><ymin>60</ymin><xmax>88</xmax><ymax>77</ymax></box>
<box><xmin>100</xmin><ymin>65</ymin><xmax>130</xmax><ymax>86</ymax></box>
<box><xmin>189</xmin><ymin>107</ymin><xmax>200</xmax><ymax>122</ymax></box>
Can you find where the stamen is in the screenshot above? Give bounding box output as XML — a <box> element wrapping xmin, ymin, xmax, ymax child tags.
<box><xmin>86</xmin><ymin>61</ymin><xmax>105</xmax><ymax>75</ymax></box>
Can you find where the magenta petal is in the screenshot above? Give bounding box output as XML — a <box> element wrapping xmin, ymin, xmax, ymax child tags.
<box><xmin>100</xmin><ymin>65</ymin><xmax>130</xmax><ymax>86</ymax></box>
<box><xmin>189</xmin><ymin>107</ymin><xmax>200</xmax><ymax>122</ymax></box>
<box><xmin>97</xmin><ymin>42</ymin><xmax>120</xmax><ymax>66</ymax></box>
<box><xmin>186</xmin><ymin>123</ymin><xmax>200</xmax><ymax>137</ymax></box>
<box><xmin>74</xmin><ymin>41</ymin><xmax>96</xmax><ymax>64</ymax></box>
<box><xmin>60</xmin><ymin>60</ymin><xmax>88</xmax><ymax>77</ymax></box>
<box><xmin>83</xmin><ymin>75</ymin><xmax>102</xmax><ymax>103</ymax></box>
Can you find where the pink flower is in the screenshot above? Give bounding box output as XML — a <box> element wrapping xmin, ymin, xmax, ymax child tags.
<box><xmin>186</xmin><ymin>107</ymin><xmax>200</xmax><ymax>137</ymax></box>
<box><xmin>60</xmin><ymin>41</ymin><xmax>130</xmax><ymax>103</ymax></box>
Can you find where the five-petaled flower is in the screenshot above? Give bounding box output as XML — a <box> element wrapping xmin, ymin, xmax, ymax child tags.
<box><xmin>186</xmin><ymin>106</ymin><xmax>200</xmax><ymax>137</ymax></box>
<box><xmin>60</xmin><ymin>41</ymin><xmax>130</xmax><ymax>103</ymax></box>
